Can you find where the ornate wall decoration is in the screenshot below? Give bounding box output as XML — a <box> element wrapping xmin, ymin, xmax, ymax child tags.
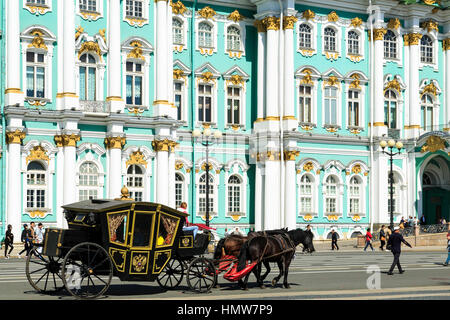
<box><xmin>125</xmin><ymin>17</ymin><xmax>147</xmax><ymax>28</ymax></box>
<box><xmin>26</xmin><ymin>146</ymin><xmax>50</xmax><ymax>165</ymax></box>
<box><xmin>75</xmin><ymin>26</ymin><xmax>84</xmax><ymax>40</ymax></box>
<box><xmin>80</xmin><ymin>11</ymin><xmax>101</xmax><ymax>21</ymax></box>
<box><xmin>26</xmin><ymin>210</ymin><xmax>47</xmax><ymax>219</ymax></box>
<box><xmin>199</xmin><ymin>48</ymin><xmax>214</xmax><ymax>56</ymax></box>
<box><xmin>326</xmin><ymin>214</ymin><xmax>339</xmax><ymax>222</ymax></box>
<box><xmin>352</xmin><ymin>164</ymin><xmax>362</xmax><ymax>174</ymax></box>
<box><xmin>54</xmin><ymin>134</ymin><xmax>81</xmax><ymax>147</ymax></box>
<box><xmin>387</xmin><ymin>18</ymin><xmax>401</xmax><ymax>30</ymax></box>
<box><xmin>420</xmin><ymin>136</ymin><xmax>446</xmax><ymax>153</ymax></box>
<box><xmin>406</xmin><ymin>33</ymin><xmax>422</xmax><ymax>46</ymax></box>
<box><xmin>173</xmin><ymin>69</ymin><xmax>186</xmax><ymax>81</ymax></box>
<box><xmin>283</xmin><ymin>16</ymin><xmax>298</xmax><ymax>30</ymax></box>
<box><xmin>325</xmin><ymin>52</ymin><xmax>339</xmax><ymax>61</ymax></box>
<box><xmin>200</xmin><ymin>71</ymin><xmax>215</xmax><ymax>83</ymax></box>
<box><xmin>303</xmin><ymin>162</ymin><xmax>314</xmax><ymax>172</ymax></box>
<box><xmin>302</xmin><ymin>214</ymin><xmax>314</xmax><ymax>222</ymax></box>
<box><xmin>351</xmin><ymin>214</ymin><xmax>361</xmax><ymax>222</ymax></box>
<box><xmin>421</xmin><ymin>20</ymin><xmax>438</xmax><ymax>33</ymax></box>
<box><xmin>254</xmin><ymin>20</ymin><xmax>266</xmax><ymax>33</ymax></box>
<box><xmin>300</xmin><ymin>125</ymin><xmax>314</xmax><ymax>131</ymax></box>
<box><xmin>350</xmin><ymin>17</ymin><xmax>363</xmax><ymax>28</ymax></box>
<box><xmin>198</xmin><ymin>6</ymin><xmax>216</xmax><ymax>20</ymax></box>
<box><xmin>300</xmin><ymin>69</ymin><xmax>314</xmax><ymax>85</ymax></box>
<box><xmin>421</xmin><ymin>82</ymin><xmax>438</xmax><ymax>97</ymax></box>
<box><xmin>152</xmin><ymin>139</ymin><xmax>179</xmax><ymax>153</ymax></box>
<box><xmin>78</xmin><ymin>41</ymin><xmax>102</xmax><ymax>61</ymax></box>
<box><xmin>24</xmin><ymin>3</ymin><xmax>51</xmax><ymax>15</ymax></box>
<box><xmin>300</xmin><ymin>49</ymin><xmax>315</xmax><ymax>57</ymax></box>
<box><xmin>126</xmin><ymin>151</ymin><xmax>148</xmax><ymax>168</ymax></box>
<box><xmin>349</xmin><ymin>74</ymin><xmax>361</xmax><ymax>89</ymax></box>
<box><xmin>99</xmin><ymin>28</ymin><xmax>106</xmax><ymax>44</ymax></box>
<box><xmin>201</xmin><ymin>163</ymin><xmax>213</xmax><ymax>171</ymax></box>
<box><xmin>327</xmin><ymin>11</ymin><xmax>339</xmax><ymax>22</ymax></box>
<box><xmin>369</xmin><ymin>28</ymin><xmax>387</xmax><ymax>41</ymax></box>
<box><xmin>384</xmin><ymin>78</ymin><xmax>402</xmax><ymax>94</ymax></box>
<box><xmin>284</xmin><ymin>150</ymin><xmax>300</xmax><ymax>161</ymax></box>
<box><xmin>443</xmin><ymin>39</ymin><xmax>450</xmax><ymax>51</ymax></box>
<box><xmin>127</xmin><ymin>41</ymin><xmax>145</xmax><ymax>60</ymax></box>
<box><xmin>6</xmin><ymin>130</ymin><xmax>26</xmax><ymax>145</ymax></box>
<box><xmin>28</xmin><ymin>30</ymin><xmax>48</xmax><ymax>51</ymax></box>
<box><xmin>324</xmin><ymin>76</ymin><xmax>340</xmax><ymax>87</ymax></box>
<box><xmin>227</xmin><ymin>10</ymin><xmax>244</xmax><ymax>23</ymax></box>
<box><xmin>227</xmin><ymin>51</ymin><xmax>243</xmax><ymax>59</ymax></box>
<box><xmin>226</xmin><ymin>75</ymin><xmax>244</xmax><ymax>86</ymax></box>
<box><xmin>326</xmin><ymin>127</ymin><xmax>339</xmax><ymax>133</ymax></box>
<box><xmin>104</xmin><ymin>136</ymin><xmax>126</xmax><ymax>149</ymax></box>
<box><xmin>302</xmin><ymin>10</ymin><xmax>315</xmax><ymax>21</ymax></box>
<box><xmin>172</xmin><ymin>1</ymin><xmax>187</xmax><ymax>16</ymax></box>
<box><xmin>175</xmin><ymin>161</ymin><xmax>184</xmax><ymax>170</ymax></box>
<box><xmin>262</xmin><ymin>16</ymin><xmax>280</xmax><ymax>31</ymax></box>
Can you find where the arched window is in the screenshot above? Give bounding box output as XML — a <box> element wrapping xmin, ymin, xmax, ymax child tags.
<box><xmin>198</xmin><ymin>173</ymin><xmax>215</xmax><ymax>214</ymax></box>
<box><xmin>422</xmin><ymin>173</ymin><xmax>432</xmax><ymax>186</ymax></box>
<box><xmin>349</xmin><ymin>176</ymin><xmax>362</xmax><ymax>214</ymax></box>
<box><xmin>348</xmin><ymin>89</ymin><xmax>360</xmax><ymax>127</ymax></box>
<box><xmin>350</xmin><ymin>231</ymin><xmax>362</xmax><ymax>238</ymax></box>
<box><xmin>420</xmin><ymin>35</ymin><xmax>433</xmax><ymax>64</ymax></box>
<box><xmin>227</xmin><ymin>175</ymin><xmax>242</xmax><ymax>213</ymax></box>
<box><xmin>79</xmin><ymin>162</ymin><xmax>99</xmax><ymax>200</ymax></box>
<box><xmin>347</xmin><ymin>31</ymin><xmax>360</xmax><ymax>55</ymax></box>
<box><xmin>26</xmin><ymin>51</ymin><xmax>46</xmax><ymax>99</ymax></box>
<box><xmin>26</xmin><ymin>161</ymin><xmax>47</xmax><ymax>209</ymax></box>
<box><xmin>384</xmin><ymin>90</ymin><xmax>398</xmax><ymax>129</ymax></box>
<box><xmin>175</xmin><ymin>173</ymin><xmax>185</xmax><ymax>208</ymax></box>
<box><xmin>421</xmin><ymin>94</ymin><xmax>434</xmax><ymax>131</ymax></box>
<box><xmin>324</xmin><ymin>27</ymin><xmax>337</xmax><ymax>52</ymax></box>
<box><xmin>79</xmin><ymin>53</ymin><xmax>97</xmax><ymax>101</ymax></box>
<box><xmin>198</xmin><ymin>22</ymin><xmax>213</xmax><ymax>48</ymax></box>
<box><xmin>324</xmin><ymin>86</ymin><xmax>338</xmax><ymax>125</ymax></box>
<box><xmin>384</xmin><ymin>30</ymin><xmax>397</xmax><ymax>59</ymax></box>
<box><xmin>324</xmin><ymin>176</ymin><xmax>338</xmax><ymax>214</ymax></box>
<box><xmin>227</xmin><ymin>26</ymin><xmax>241</xmax><ymax>51</ymax></box>
<box><xmin>299</xmin><ymin>175</ymin><xmax>314</xmax><ymax>213</ymax></box>
<box><xmin>173</xmin><ymin>18</ymin><xmax>184</xmax><ymax>45</ymax></box>
<box><xmin>299</xmin><ymin>24</ymin><xmax>312</xmax><ymax>49</ymax></box>
<box><xmin>126</xmin><ymin>60</ymin><xmax>143</xmax><ymax>106</ymax></box>
<box><xmin>127</xmin><ymin>165</ymin><xmax>144</xmax><ymax>201</ymax></box>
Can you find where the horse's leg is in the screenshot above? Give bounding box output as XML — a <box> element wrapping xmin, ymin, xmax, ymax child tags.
<box><xmin>283</xmin><ymin>254</ymin><xmax>293</xmax><ymax>289</ymax></box>
<box><xmin>271</xmin><ymin>260</ymin><xmax>284</xmax><ymax>287</ymax></box>
<box><xmin>260</xmin><ymin>261</ymin><xmax>271</xmax><ymax>281</ymax></box>
<box><xmin>254</xmin><ymin>262</ymin><xmax>265</xmax><ymax>289</ymax></box>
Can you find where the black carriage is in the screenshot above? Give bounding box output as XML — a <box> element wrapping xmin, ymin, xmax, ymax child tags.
<box><xmin>25</xmin><ymin>192</ymin><xmax>214</xmax><ymax>299</ymax></box>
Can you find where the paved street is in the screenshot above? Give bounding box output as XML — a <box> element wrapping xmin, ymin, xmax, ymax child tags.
<box><xmin>0</xmin><ymin>250</ymin><xmax>449</xmax><ymax>300</ymax></box>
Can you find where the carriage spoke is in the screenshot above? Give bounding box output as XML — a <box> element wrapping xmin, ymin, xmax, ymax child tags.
<box><xmin>92</xmin><ymin>274</ymin><xmax>108</xmax><ymax>286</ymax></box>
<box><xmin>29</xmin><ymin>260</ymin><xmax>48</xmax><ymax>267</ymax></box>
<box><xmin>44</xmin><ymin>271</ymin><xmax>50</xmax><ymax>291</ymax></box>
<box><xmin>91</xmin><ymin>257</ymin><xmax>110</xmax><ymax>271</ymax></box>
<box><xmin>35</xmin><ymin>270</ymin><xmax>50</xmax><ymax>285</ymax></box>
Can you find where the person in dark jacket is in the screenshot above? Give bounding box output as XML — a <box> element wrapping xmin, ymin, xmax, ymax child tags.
<box><xmin>387</xmin><ymin>226</ymin><xmax>412</xmax><ymax>275</ymax></box>
<box><xmin>18</xmin><ymin>224</ymin><xmax>31</xmax><ymax>258</ymax></box>
<box><xmin>379</xmin><ymin>225</ymin><xmax>386</xmax><ymax>251</ymax></box>
<box><xmin>4</xmin><ymin>225</ymin><xmax>14</xmax><ymax>259</ymax></box>
<box><xmin>331</xmin><ymin>229</ymin><xmax>339</xmax><ymax>250</ymax></box>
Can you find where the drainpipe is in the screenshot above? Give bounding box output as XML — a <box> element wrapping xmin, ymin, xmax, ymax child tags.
<box><xmin>278</xmin><ymin>0</ymin><xmax>285</xmax><ymax>227</ymax></box>
<box><xmin>190</xmin><ymin>0</ymin><xmax>198</xmax><ymax>224</ymax></box>
<box><xmin>1</xmin><ymin>0</ymin><xmax>5</xmax><ymax>237</ymax></box>
<box><xmin>368</xmin><ymin>0</ymin><xmax>375</xmax><ymax>232</ymax></box>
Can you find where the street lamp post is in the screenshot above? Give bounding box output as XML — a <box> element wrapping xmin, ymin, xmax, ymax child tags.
<box><xmin>379</xmin><ymin>139</ymin><xmax>403</xmax><ymax>230</ymax></box>
<box><xmin>192</xmin><ymin>128</ymin><xmax>222</xmax><ymax>227</ymax></box>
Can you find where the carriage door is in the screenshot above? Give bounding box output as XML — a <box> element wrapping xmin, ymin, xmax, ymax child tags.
<box><xmin>128</xmin><ymin>211</ymin><xmax>156</xmax><ymax>276</ymax></box>
<box><xmin>152</xmin><ymin>212</ymin><xmax>181</xmax><ymax>275</ymax></box>
<box><xmin>107</xmin><ymin>210</ymin><xmax>130</xmax><ymax>276</ymax></box>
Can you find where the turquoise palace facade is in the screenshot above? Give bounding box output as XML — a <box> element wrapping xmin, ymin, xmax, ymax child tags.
<box><xmin>0</xmin><ymin>0</ymin><xmax>449</xmax><ymax>241</ymax></box>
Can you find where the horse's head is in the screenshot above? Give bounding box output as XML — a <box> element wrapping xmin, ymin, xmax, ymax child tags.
<box><xmin>289</xmin><ymin>228</ymin><xmax>315</xmax><ymax>253</ymax></box>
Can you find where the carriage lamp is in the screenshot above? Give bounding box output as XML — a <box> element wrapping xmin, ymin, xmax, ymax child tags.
<box><xmin>192</xmin><ymin>128</ymin><xmax>223</xmax><ymax>227</ymax></box>
<box><xmin>87</xmin><ymin>212</ymin><xmax>97</xmax><ymax>225</ymax></box>
<box><xmin>379</xmin><ymin>139</ymin><xmax>404</xmax><ymax>230</ymax></box>
<box><xmin>64</xmin><ymin>210</ymin><xmax>75</xmax><ymax>222</ymax></box>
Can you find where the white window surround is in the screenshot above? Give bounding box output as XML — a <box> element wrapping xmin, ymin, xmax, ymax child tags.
<box><xmin>343</xmin><ymin>71</ymin><xmax>368</xmax><ymax>131</ymax></box>
<box><xmin>345</xmin><ymin>172</ymin><xmax>368</xmax><ymax>219</ymax></box>
<box><xmin>224</xmin><ymin>159</ymin><xmax>249</xmax><ymax>221</ymax></box>
<box><xmin>321</xmin><ymin>73</ymin><xmax>343</xmax><ymax>130</ymax></box>
<box><xmin>195</xmin><ymin>172</ymin><xmax>219</xmax><ymax>220</ymax></box>
<box><xmin>126</xmin><ymin>164</ymin><xmax>145</xmax><ymax>201</ymax></box>
<box><xmin>123</xmin><ymin>0</ymin><xmax>149</xmax><ymax>27</ymax></box>
<box><xmin>383</xmin><ymin>74</ymin><xmax>406</xmax><ymax>134</ymax></box>
<box><xmin>322</xmin><ymin>173</ymin><xmax>344</xmax><ymax>218</ymax></box>
<box><xmin>345</xmin><ymin>27</ymin><xmax>365</xmax><ymax>63</ymax></box>
<box><xmin>418</xmin><ymin>32</ymin><xmax>439</xmax><ymax>71</ymax></box>
<box><xmin>121</xmin><ymin>146</ymin><xmax>154</xmax><ymax>202</ymax></box>
<box><xmin>297</xmin><ymin>20</ymin><xmax>317</xmax><ymax>57</ymax></box>
<box><xmin>195</xmin><ymin>18</ymin><xmax>218</xmax><ymax>56</ymax></box>
<box><xmin>383</xmin><ymin>28</ymin><xmax>403</xmax><ymax>68</ymax></box>
<box><xmin>321</xmin><ymin>23</ymin><xmax>341</xmax><ymax>61</ymax></box>
<box><xmin>222</xmin><ymin>66</ymin><xmax>249</xmax><ymax>130</ymax></box>
<box><xmin>173</xmin><ymin>60</ymin><xmax>191</xmax><ymax>122</ymax></box>
<box><xmin>295</xmin><ymin>66</ymin><xmax>320</xmax><ymax>127</ymax></box>
<box><xmin>24</xmin><ymin>0</ymin><xmax>52</xmax><ymax>15</ymax></box>
<box><xmin>194</xmin><ymin>63</ymin><xmax>220</xmax><ymax>126</ymax></box>
<box><xmin>418</xmin><ymin>79</ymin><xmax>441</xmax><ymax>133</ymax></box>
<box><xmin>20</xmin><ymin>26</ymin><xmax>56</xmax><ymax>106</ymax></box>
<box><xmin>76</xmin><ymin>0</ymin><xmax>104</xmax><ymax>21</ymax></box>
<box><xmin>224</xmin><ymin>21</ymin><xmax>246</xmax><ymax>58</ymax></box>
<box><xmin>172</xmin><ymin>16</ymin><xmax>188</xmax><ymax>53</ymax></box>
<box><xmin>297</xmin><ymin>173</ymin><xmax>319</xmax><ymax>216</ymax></box>
<box><xmin>121</xmin><ymin>38</ymin><xmax>154</xmax><ymax>112</ymax></box>
<box><xmin>21</xmin><ymin>140</ymin><xmax>58</xmax><ymax>220</ymax></box>
<box><xmin>174</xmin><ymin>157</ymin><xmax>193</xmax><ymax>208</ymax></box>
<box><xmin>75</xmin><ymin>153</ymin><xmax>105</xmax><ymax>200</ymax></box>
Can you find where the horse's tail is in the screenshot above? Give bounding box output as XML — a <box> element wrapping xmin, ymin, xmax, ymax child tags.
<box><xmin>214</xmin><ymin>237</ymin><xmax>226</xmax><ymax>260</ymax></box>
<box><xmin>236</xmin><ymin>240</ymin><xmax>250</xmax><ymax>272</ymax></box>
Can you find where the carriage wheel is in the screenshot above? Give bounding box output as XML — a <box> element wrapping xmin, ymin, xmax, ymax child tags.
<box><xmin>61</xmin><ymin>242</ymin><xmax>113</xmax><ymax>299</ymax></box>
<box><xmin>187</xmin><ymin>257</ymin><xmax>217</xmax><ymax>293</ymax></box>
<box><xmin>156</xmin><ymin>258</ymin><xmax>184</xmax><ymax>290</ymax></box>
<box><xmin>25</xmin><ymin>248</ymin><xmax>64</xmax><ymax>293</ymax></box>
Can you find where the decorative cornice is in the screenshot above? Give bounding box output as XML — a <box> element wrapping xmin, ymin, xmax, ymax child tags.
<box><xmin>384</xmin><ymin>78</ymin><xmax>402</xmax><ymax>94</ymax></box>
<box><xmin>173</xmin><ymin>69</ymin><xmax>186</xmax><ymax>80</ymax></box>
<box><xmin>78</xmin><ymin>41</ymin><xmax>102</xmax><ymax>61</ymax></box>
<box><xmin>300</xmin><ymin>69</ymin><xmax>314</xmax><ymax>85</ymax></box>
<box><xmin>421</xmin><ymin>82</ymin><xmax>438</xmax><ymax>97</ymax></box>
<box><xmin>126</xmin><ymin>151</ymin><xmax>148</xmax><ymax>168</ymax></box>
<box><xmin>284</xmin><ymin>150</ymin><xmax>300</xmax><ymax>161</ymax></box>
<box><xmin>349</xmin><ymin>73</ymin><xmax>361</xmax><ymax>89</ymax></box>
<box><xmin>283</xmin><ymin>16</ymin><xmax>298</xmax><ymax>30</ymax></box>
<box><xmin>350</xmin><ymin>17</ymin><xmax>363</xmax><ymax>28</ymax></box>
<box><xmin>226</xmin><ymin>75</ymin><xmax>244</xmax><ymax>86</ymax></box>
<box><xmin>200</xmin><ymin>71</ymin><xmax>215</xmax><ymax>83</ymax></box>
<box><xmin>28</xmin><ymin>30</ymin><xmax>48</xmax><ymax>51</ymax></box>
<box><xmin>54</xmin><ymin>134</ymin><xmax>81</xmax><ymax>147</ymax></box>
<box><xmin>421</xmin><ymin>20</ymin><xmax>438</xmax><ymax>33</ymax></box>
<box><xmin>6</xmin><ymin>130</ymin><xmax>26</xmax><ymax>145</ymax></box>
<box><xmin>152</xmin><ymin>139</ymin><xmax>179</xmax><ymax>153</ymax></box>
<box><xmin>302</xmin><ymin>10</ymin><xmax>315</xmax><ymax>21</ymax></box>
<box><xmin>127</xmin><ymin>41</ymin><xmax>145</xmax><ymax>60</ymax></box>
<box><xmin>327</xmin><ymin>11</ymin><xmax>339</xmax><ymax>23</ymax></box>
<box><xmin>198</xmin><ymin>6</ymin><xmax>216</xmax><ymax>20</ymax></box>
<box><xmin>405</xmin><ymin>33</ymin><xmax>422</xmax><ymax>46</ymax></box>
<box><xmin>262</xmin><ymin>16</ymin><xmax>280</xmax><ymax>31</ymax></box>
<box><xmin>324</xmin><ymin>76</ymin><xmax>340</xmax><ymax>87</ymax></box>
<box><xmin>387</xmin><ymin>18</ymin><xmax>401</xmax><ymax>30</ymax></box>
<box><xmin>26</xmin><ymin>146</ymin><xmax>50</xmax><ymax>165</ymax></box>
<box><xmin>369</xmin><ymin>28</ymin><xmax>387</xmax><ymax>41</ymax></box>
<box><xmin>421</xmin><ymin>136</ymin><xmax>446</xmax><ymax>153</ymax></box>
<box><xmin>104</xmin><ymin>136</ymin><xmax>126</xmax><ymax>149</ymax></box>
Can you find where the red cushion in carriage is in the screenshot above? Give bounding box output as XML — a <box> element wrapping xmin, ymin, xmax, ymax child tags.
<box><xmin>223</xmin><ymin>261</ymin><xmax>258</xmax><ymax>282</ymax></box>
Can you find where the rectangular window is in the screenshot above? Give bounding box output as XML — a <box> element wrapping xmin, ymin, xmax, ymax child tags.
<box><xmin>299</xmin><ymin>85</ymin><xmax>312</xmax><ymax>123</ymax></box>
<box><xmin>126</xmin><ymin>62</ymin><xmax>143</xmax><ymax>106</ymax></box>
<box><xmin>226</xmin><ymin>87</ymin><xmax>241</xmax><ymax>125</ymax></box>
<box><xmin>174</xmin><ymin>81</ymin><xmax>183</xmax><ymax>121</ymax></box>
<box><xmin>348</xmin><ymin>90</ymin><xmax>360</xmax><ymax>127</ymax></box>
<box><xmin>79</xmin><ymin>189</ymin><xmax>98</xmax><ymax>201</ymax></box>
<box><xmin>198</xmin><ymin>84</ymin><xmax>212</xmax><ymax>123</ymax></box>
<box><xmin>80</xmin><ymin>0</ymin><xmax>97</xmax><ymax>12</ymax></box>
<box><xmin>324</xmin><ymin>87</ymin><xmax>338</xmax><ymax>125</ymax></box>
<box><xmin>325</xmin><ymin>198</ymin><xmax>336</xmax><ymax>213</ymax></box>
<box><xmin>27</xmin><ymin>0</ymin><xmax>46</xmax><ymax>5</ymax></box>
<box><xmin>126</xmin><ymin>0</ymin><xmax>143</xmax><ymax>18</ymax></box>
<box><xmin>26</xmin><ymin>52</ymin><xmax>46</xmax><ymax>98</ymax></box>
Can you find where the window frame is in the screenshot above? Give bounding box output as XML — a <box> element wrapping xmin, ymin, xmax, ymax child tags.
<box><xmin>78</xmin><ymin>53</ymin><xmax>98</xmax><ymax>101</ymax></box>
<box><xmin>196</xmin><ymin>19</ymin><xmax>217</xmax><ymax>55</ymax></box>
<box><xmin>26</xmin><ymin>161</ymin><xmax>48</xmax><ymax>210</ymax></box>
<box><xmin>78</xmin><ymin>161</ymin><xmax>101</xmax><ymax>201</ymax></box>
<box><xmin>125</xmin><ymin>60</ymin><xmax>144</xmax><ymax>107</ymax></box>
<box><xmin>122</xmin><ymin>0</ymin><xmax>149</xmax><ymax>27</ymax></box>
<box><xmin>420</xmin><ymin>94</ymin><xmax>434</xmax><ymax>132</ymax></box>
<box><xmin>226</xmin><ymin>25</ymin><xmax>242</xmax><ymax>52</ymax></box>
<box><xmin>323</xmin><ymin>27</ymin><xmax>337</xmax><ymax>53</ymax></box>
<box><xmin>227</xmin><ymin>175</ymin><xmax>243</xmax><ymax>214</ymax></box>
<box><xmin>347</xmin><ymin>89</ymin><xmax>361</xmax><ymax>127</ymax></box>
<box><xmin>125</xmin><ymin>0</ymin><xmax>144</xmax><ymax>19</ymax></box>
<box><xmin>196</xmin><ymin>172</ymin><xmax>218</xmax><ymax>219</ymax></box>
<box><xmin>126</xmin><ymin>164</ymin><xmax>145</xmax><ymax>202</ymax></box>
<box><xmin>298</xmin><ymin>84</ymin><xmax>313</xmax><ymax>124</ymax></box>
<box><xmin>323</xmin><ymin>85</ymin><xmax>339</xmax><ymax>127</ymax></box>
<box><xmin>384</xmin><ymin>89</ymin><xmax>398</xmax><ymax>129</ymax></box>
<box><xmin>25</xmin><ymin>51</ymin><xmax>46</xmax><ymax>99</ymax></box>
<box><xmin>384</xmin><ymin>30</ymin><xmax>398</xmax><ymax>60</ymax></box>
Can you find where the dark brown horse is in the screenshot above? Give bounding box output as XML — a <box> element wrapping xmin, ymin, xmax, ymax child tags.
<box><xmin>236</xmin><ymin>228</ymin><xmax>315</xmax><ymax>289</ymax></box>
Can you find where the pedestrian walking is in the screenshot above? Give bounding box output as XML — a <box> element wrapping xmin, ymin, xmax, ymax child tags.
<box><xmin>29</xmin><ymin>221</ymin><xmax>36</xmax><ymax>252</ymax></box>
<box><xmin>35</xmin><ymin>223</ymin><xmax>45</xmax><ymax>254</ymax></box>
<box><xmin>420</xmin><ymin>215</ymin><xmax>426</xmax><ymax>225</ymax></box>
<box><xmin>363</xmin><ymin>228</ymin><xmax>374</xmax><ymax>251</ymax></box>
<box><xmin>18</xmin><ymin>224</ymin><xmax>31</xmax><ymax>258</ymax></box>
<box><xmin>303</xmin><ymin>225</ymin><xmax>312</xmax><ymax>253</ymax></box>
<box><xmin>387</xmin><ymin>226</ymin><xmax>412</xmax><ymax>275</ymax></box>
<box><xmin>379</xmin><ymin>225</ymin><xmax>386</xmax><ymax>251</ymax></box>
<box><xmin>178</xmin><ymin>202</ymin><xmax>198</xmax><ymax>239</ymax></box>
<box><xmin>443</xmin><ymin>232</ymin><xmax>450</xmax><ymax>266</ymax></box>
<box><xmin>331</xmin><ymin>229</ymin><xmax>339</xmax><ymax>251</ymax></box>
<box><xmin>4</xmin><ymin>225</ymin><xmax>14</xmax><ymax>259</ymax></box>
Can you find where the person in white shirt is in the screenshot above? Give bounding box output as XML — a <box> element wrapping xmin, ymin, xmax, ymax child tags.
<box><xmin>35</xmin><ymin>223</ymin><xmax>45</xmax><ymax>254</ymax></box>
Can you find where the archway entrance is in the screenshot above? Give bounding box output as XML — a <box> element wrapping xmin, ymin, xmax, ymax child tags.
<box><xmin>421</xmin><ymin>156</ymin><xmax>450</xmax><ymax>224</ymax></box>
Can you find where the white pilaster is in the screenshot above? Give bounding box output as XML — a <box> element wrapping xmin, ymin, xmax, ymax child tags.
<box><xmin>254</xmin><ymin>163</ymin><xmax>263</xmax><ymax>231</ymax></box>
<box><xmin>264</xmin><ymin>158</ymin><xmax>281</xmax><ymax>230</ymax></box>
<box><xmin>256</xmin><ymin>27</ymin><xmax>266</xmax><ymax>122</ymax></box>
<box><xmin>265</xmin><ymin>18</ymin><xmax>279</xmax><ymax>119</ymax></box>
<box><xmin>283</xmin><ymin>16</ymin><xmax>297</xmax><ymax>130</ymax></box>
<box><xmin>444</xmin><ymin>37</ymin><xmax>450</xmax><ymax>128</ymax></box>
<box><xmin>168</xmin><ymin>151</ymin><xmax>176</xmax><ymax>208</ymax></box>
<box><xmin>284</xmin><ymin>157</ymin><xmax>297</xmax><ymax>230</ymax></box>
<box><xmin>372</xmin><ymin>28</ymin><xmax>387</xmax><ymax>137</ymax></box>
<box><xmin>56</xmin><ymin>145</ymin><xmax>66</xmax><ymax>228</ymax></box>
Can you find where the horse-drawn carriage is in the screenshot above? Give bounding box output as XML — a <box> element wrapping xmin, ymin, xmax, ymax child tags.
<box><xmin>25</xmin><ymin>190</ymin><xmax>315</xmax><ymax>298</ymax></box>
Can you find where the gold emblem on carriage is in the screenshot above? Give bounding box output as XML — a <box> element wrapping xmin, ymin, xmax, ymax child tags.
<box><xmin>182</xmin><ymin>237</ymin><xmax>191</xmax><ymax>247</ymax></box>
<box><xmin>132</xmin><ymin>254</ymin><xmax>147</xmax><ymax>272</ymax></box>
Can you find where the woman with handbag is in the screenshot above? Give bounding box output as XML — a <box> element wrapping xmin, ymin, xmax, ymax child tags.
<box><xmin>379</xmin><ymin>225</ymin><xmax>386</xmax><ymax>251</ymax></box>
<box><xmin>443</xmin><ymin>232</ymin><xmax>450</xmax><ymax>266</ymax></box>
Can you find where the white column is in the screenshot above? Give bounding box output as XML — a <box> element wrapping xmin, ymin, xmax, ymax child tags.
<box><xmin>284</xmin><ymin>152</ymin><xmax>298</xmax><ymax>230</ymax></box>
<box><xmin>256</xmin><ymin>22</ymin><xmax>266</xmax><ymax>122</ymax></box>
<box><xmin>264</xmin><ymin>157</ymin><xmax>281</xmax><ymax>230</ymax></box>
<box><xmin>156</xmin><ymin>151</ymin><xmax>169</xmax><ymax>205</ymax></box>
<box><xmin>55</xmin><ymin>145</ymin><xmax>66</xmax><ymax>228</ymax></box>
<box><xmin>168</xmin><ymin>150</ymin><xmax>176</xmax><ymax>208</ymax></box>
<box><xmin>254</xmin><ymin>163</ymin><xmax>263</xmax><ymax>231</ymax></box>
<box><xmin>407</xmin><ymin>31</ymin><xmax>421</xmax><ymax>138</ymax></box>
<box><xmin>166</xmin><ymin>3</ymin><xmax>177</xmax><ymax>119</ymax></box>
<box><xmin>154</xmin><ymin>0</ymin><xmax>170</xmax><ymax>116</ymax></box>
<box><xmin>373</xmin><ymin>150</ymin><xmax>388</xmax><ymax>224</ymax></box>
<box><xmin>107</xmin><ymin>0</ymin><xmax>124</xmax><ymax>112</ymax></box>
<box><xmin>5</xmin><ymin>0</ymin><xmax>24</xmax><ymax>106</ymax></box>
<box><xmin>105</xmin><ymin>137</ymin><xmax>125</xmax><ymax>198</ymax></box>
<box><xmin>283</xmin><ymin>16</ymin><xmax>297</xmax><ymax>130</ymax></box>
<box><xmin>62</xmin><ymin>135</ymin><xmax>80</xmax><ymax>206</ymax></box>
<box><xmin>264</xmin><ymin>17</ymin><xmax>279</xmax><ymax>119</ymax></box>
<box><xmin>61</xmin><ymin>0</ymin><xmax>79</xmax><ymax>109</ymax></box>
<box><xmin>6</xmin><ymin>130</ymin><xmax>25</xmax><ymax>239</ymax></box>
<box><xmin>372</xmin><ymin>28</ymin><xmax>387</xmax><ymax>137</ymax></box>
<box><xmin>444</xmin><ymin>38</ymin><xmax>450</xmax><ymax>127</ymax></box>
